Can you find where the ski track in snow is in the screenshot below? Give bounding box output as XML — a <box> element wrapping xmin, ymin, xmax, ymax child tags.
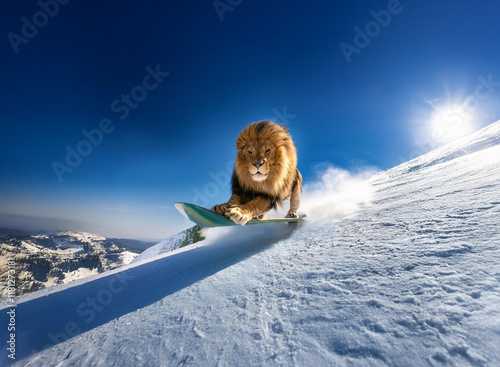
<box><xmin>2</xmin><ymin>123</ymin><xmax>500</xmax><ymax>366</ymax></box>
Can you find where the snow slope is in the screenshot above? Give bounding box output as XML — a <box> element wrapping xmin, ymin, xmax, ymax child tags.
<box><xmin>132</xmin><ymin>225</ymin><xmax>205</xmax><ymax>263</ymax></box>
<box><xmin>2</xmin><ymin>121</ymin><xmax>500</xmax><ymax>366</ymax></box>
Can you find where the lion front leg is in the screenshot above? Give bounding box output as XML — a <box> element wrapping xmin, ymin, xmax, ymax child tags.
<box><xmin>226</xmin><ymin>196</ymin><xmax>272</xmax><ymax>225</ymax></box>
<box><xmin>286</xmin><ymin>169</ymin><xmax>302</xmax><ymax>218</ymax></box>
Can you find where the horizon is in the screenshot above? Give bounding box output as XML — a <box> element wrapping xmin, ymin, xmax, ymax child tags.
<box><xmin>1</xmin><ymin>1</ymin><xmax>500</xmax><ymax>240</ymax></box>
<box><xmin>2</xmin><ymin>118</ymin><xmax>498</xmax><ymax>242</ymax></box>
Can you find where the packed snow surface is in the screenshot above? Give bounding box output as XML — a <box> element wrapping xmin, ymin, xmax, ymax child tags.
<box><xmin>2</xmin><ymin>122</ymin><xmax>500</xmax><ymax>366</ymax></box>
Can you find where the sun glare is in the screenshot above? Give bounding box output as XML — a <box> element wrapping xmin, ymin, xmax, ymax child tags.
<box><xmin>417</xmin><ymin>86</ymin><xmax>484</xmax><ymax>147</ymax></box>
<box><xmin>428</xmin><ymin>101</ymin><xmax>478</xmax><ymax>144</ymax></box>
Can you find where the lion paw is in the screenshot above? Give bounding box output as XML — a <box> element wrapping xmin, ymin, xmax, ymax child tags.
<box><xmin>286</xmin><ymin>211</ymin><xmax>298</xmax><ymax>218</ymax></box>
<box><xmin>226</xmin><ymin>207</ymin><xmax>252</xmax><ymax>226</ymax></box>
<box><xmin>211</xmin><ymin>203</ymin><xmax>230</xmax><ymax>216</ymax></box>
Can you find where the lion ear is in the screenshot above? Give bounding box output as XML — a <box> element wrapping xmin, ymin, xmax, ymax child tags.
<box><xmin>279</xmin><ymin>124</ymin><xmax>290</xmax><ymax>134</ymax></box>
<box><xmin>236</xmin><ymin>125</ymin><xmax>255</xmax><ymax>149</ymax></box>
<box><xmin>236</xmin><ymin>135</ymin><xmax>248</xmax><ymax>150</ymax></box>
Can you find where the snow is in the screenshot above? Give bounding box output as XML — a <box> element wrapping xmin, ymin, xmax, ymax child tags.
<box><xmin>121</xmin><ymin>251</ymin><xmax>139</xmax><ymax>265</ymax></box>
<box><xmin>2</xmin><ymin>121</ymin><xmax>500</xmax><ymax>366</ymax></box>
<box><xmin>62</xmin><ymin>268</ymin><xmax>100</xmax><ymax>284</ymax></box>
<box><xmin>55</xmin><ymin>231</ymin><xmax>107</xmax><ymax>243</ymax></box>
<box><xmin>132</xmin><ymin>231</ymin><xmax>189</xmax><ymax>263</ymax></box>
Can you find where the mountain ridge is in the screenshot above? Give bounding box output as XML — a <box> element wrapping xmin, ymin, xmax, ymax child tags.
<box><xmin>392</xmin><ymin>120</ymin><xmax>500</xmax><ymax>174</ymax></box>
<box><xmin>0</xmin><ymin>230</ymin><xmax>155</xmax><ymax>300</ymax></box>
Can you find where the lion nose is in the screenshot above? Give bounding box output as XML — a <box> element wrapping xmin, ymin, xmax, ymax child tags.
<box><xmin>252</xmin><ymin>161</ymin><xmax>264</xmax><ymax>169</ymax></box>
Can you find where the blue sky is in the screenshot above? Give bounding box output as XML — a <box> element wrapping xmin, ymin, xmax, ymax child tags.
<box><xmin>1</xmin><ymin>0</ymin><xmax>500</xmax><ymax>240</ymax></box>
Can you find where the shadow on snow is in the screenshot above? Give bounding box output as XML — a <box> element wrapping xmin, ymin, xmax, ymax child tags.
<box><xmin>1</xmin><ymin>223</ymin><xmax>297</xmax><ymax>364</ymax></box>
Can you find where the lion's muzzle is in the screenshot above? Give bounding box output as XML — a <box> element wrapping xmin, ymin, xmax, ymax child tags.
<box><xmin>251</xmin><ymin>172</ymin><xmax>268</xmax><ymax>182</ymax></box>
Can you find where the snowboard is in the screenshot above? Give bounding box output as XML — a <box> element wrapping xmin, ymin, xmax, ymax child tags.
<box><xmin>175</xmin><ymin>202</ymin><xmax>307</xmax><ymax>227</ymax></box>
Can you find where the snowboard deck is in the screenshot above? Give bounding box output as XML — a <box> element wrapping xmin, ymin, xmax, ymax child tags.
<box><xmin>175</xmin><ymin>202</ymin><xmax>307</xmax><ymax>227</ymax></box>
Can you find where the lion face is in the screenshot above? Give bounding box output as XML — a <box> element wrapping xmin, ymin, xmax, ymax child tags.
<box><xmin>243</xmin><ymin>138</ymin><xmax>276</xmax><ymax>182</ymax></box>
<box><xmin>234</xmin><ymin>120</ymin><xmax>298</xmax><ymax>197</ymax></box>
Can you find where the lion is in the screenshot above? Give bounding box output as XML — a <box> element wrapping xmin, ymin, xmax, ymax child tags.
<box><xmin>211</xmin><ymin>120</ymin><xmax>302</xmax><ymax>225</ymax></box>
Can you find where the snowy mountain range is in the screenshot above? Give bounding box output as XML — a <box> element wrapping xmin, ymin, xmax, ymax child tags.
<box><xmin>1</xmin><ymin>121</ymin><xmax>500</xmax><ymax>366</ymax></box>
<box><xmin>0</xmin><ymin>231</ymin><xmax>155</xmax><ymax>300</ymax></box>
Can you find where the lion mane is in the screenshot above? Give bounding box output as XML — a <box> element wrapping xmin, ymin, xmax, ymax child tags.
<box><xmin>211</xmin><ymin>120</ymin><xmax>302</xmax><ymax>225</ymax></box>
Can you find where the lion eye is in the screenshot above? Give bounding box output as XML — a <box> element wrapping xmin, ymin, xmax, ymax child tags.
<box><xmin>247</xmin><ymin>150</ymin><xmax>252</xmax><ymax>155</ymax></box>
<box><xmin>265</xmin><ymin>149</ymin><xmax>271</xmax><ymax>153</ymax></box>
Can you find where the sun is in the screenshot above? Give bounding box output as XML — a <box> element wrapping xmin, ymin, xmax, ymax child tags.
<box><xmin>425</xmin><ymin>96</ymin><xmax>478</xmax><ymax>145</ymax></box>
